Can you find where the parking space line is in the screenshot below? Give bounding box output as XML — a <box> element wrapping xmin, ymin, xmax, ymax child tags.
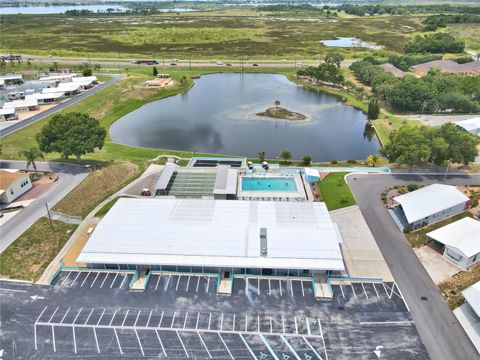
<box><xmin>72</xmin><ymin>308</ymin><xmax>83</xmax><ymax>325</ymax></box>
<box><xmin>176</xmin><ymin>330</ymin><xmax>189</xmax><ymax>358</ymax></box>
<box><xmin>260</xmin><ymin>334</ymin><xmax>280</xmax><ymax>360</ymax></box>
<box><xmin>93</xmin><ymin>327</ymin><xmax>100</xmax><ymax>354</ymax></box>
<box><xmin>221</xmin><ymin>313</ymin><xmax>224</xmax><ymax>331</ymax></box>
<box><xmin>80</xmin><ymin>272</ymin><xmax>91</xmax><ymax>287</ymax></box>
<box><xmin>318</xmin><ymin>318</ymin><xmax>328</xmax><ymax>360</ymax></box>
<box><xmin>60</xmin><ymin>307</ymin><xmax>71</xmax><ymax>323</ymax></box>
<box><xmin>72</xmin><ymin>327</ymin><xmax>77</xmax><ymax>354</ymax></box>
<box><xmin>34</xmin><ymin>306</ymin><xmax>48</xmax><ymax>350</ymax></box>
<box><xmin>196</xmin><ymin>276</ymin><xmax>200</xmax><ymax>292</ymax></box>
<box><xmin>171</xmin><ymin>311</ymin><xmax>176</xmax><ymax>328</ymax></box>
<box><xmin>240</xmin><ymin>333</ymin><xmax>258</xmax><ymax>360</ymax></box>
<box><xmin>196</xmin><ymin>312</ymin><xmax>200</xmax><ymax>329</ymax></box>
<box><xmin>245</xmin><ymin>314</ymin><xmax>248</xmax><ymax>332</ymax></box>
<box><xmin>121</xmin><ymin>310</ymin><xmax>129</xmax><ymax>327</ymax></box>
<box><xmin>372</xmin><ymin>283</ymin><xmax>380</xmax><ymax>299</ymax></box>
<box><xmin>302</xmin><ymin>336</ymin><xmax>323</xmax><ymax>360</ymax></box>
<box><xmin>134</xmin><ymin>328</ymin><xmax>144</xmax><ymax>356</ymax></box>
<box><xmin>71</xmin><ymin>272</ymin><xmax>81</xmax><ymax>287</ymax></box>
<box><xmin>282</xmin><ymin>315</ymin><xmax>286</xmax><ymax>334</ymax></box>
<box><xmin>301</xmin><ymin>281</ymin><xmax>305</xmax><ymax>297</ymax></box>
<box><xmin>97</xmin><ymin>309</ymin><xmax>106</xmax><ymax>326</ymax></box>
<box><xmin>290</xmin><ymin>281</ymin><xmax>294</xmax><ymax>297</ymax></box>
<box><xmin>258</xmin><ymin>315</ymin><xmax>260</xmax><ymax>333</ymax></box>
<box><xmin>361</xmin><ymin>283</ymin><xmax>368</xmax><ymax>299</ymax></box>
<box><xmin>109</xmin><ymin>309</ymin><xmax>118</xmax><ymax>326</ymax></box>
<box><xmin>175</xmin><ymin>276</ymin><xmax>181</xmax><ymax>291</ymax></box>
<box><xmin>269</xmin><ymin>278</ymin><xmax>271</xmax><ymax>295</ymax></box>
<box><xmin>281</xmin><ymin>336</ymin><xmax>301</xmax><ymax>360</ymax></box>
<box><xmin>159</xmin><ymin>310</ymin><xmax>164</xmax><ymax>327</ymax></box>
<box><xmin>306</xmin><ymin>317</ymin><xmax>311</xmax><ymax>336</ymax></box>
<box><xmin>60</xmin><ymin>271</ymin><xmax>71</xmax><ymax>287</ymax></box>
<box><xmin>208</xmin><ymin>313</ymin><xmax>212</xmax><ymax>330</ymax></box>
<box><xmin>186</xmin><ymin>275</ymin><xmax>191</xmax><ymax>291</ymax></box>
<box><xmin>351</xmin><ymin>284</ymin><xmax>357</xmax><ymax>298</ymax></box>
<box><xmin>134</xmin><ymin>310</ymin><xmax>141</xmax><ymax>327</ymax></box>
<box><xmin>147</xmin><ymin>310</ymin><xmax>153</xmax><ymax>327</ymax></box>
<box><xmin>165</xmin><ymin>274</ymin><xmax>171</xmax><ymax>290</ymax></box>
<box><xmin>48</xmin><ymin>306</ymin><xmax>60</xmax><ymax>323</ymax></box>
<box><xmin>51</xmin><ymin>325</ymin><xmax>56</xmax><ymax>352</ymax></box>
<box><xmin>218</xmin><ymin>332</ymin><xmax>234</xmax><ymax>360</ymax></box>
<box><xmin>294</xmin><ymin>316</ymin><xmax>299</xmax><ymax>335</ymax></box>
<box><xmin>339</xmin><ymin>284</ymin><xmax>345</xmax><ymax>299</ymax></box>
<box><xmin>119</xmin><ymin>274</ymin><xmax>127</xmax><ymax>289</ymax></box>
<box><xmin>114</xmin><ymin>328</ymin><xmax>123</xmax><ymax>355</ymax></box>
<box><xmin>197</xmin><ymin>331</ymin><xmax>212</xmax><ymax>358</ymax></box>
<box><xmin>258</xmin><ymin>278</ymin><xmax>260</xmax><ymax>294</ymax></box>
<box><xmin>396</xmin><ymin>284</ymin><xmax>410</xmax><ymax>312</ymax></box>
<box><xmin>155</xmin><ymin>274</ymin><xmax>161</xmax><ymax>290</ymax></box>
<box><xmin>155</xmin><ymin>330</ymin><xmax>167</xmax><ymax>357</ymax></box>
<box><xmin>269</xmin><ymin>316</ymin><xmax>273</xmax><ymax>333</ymax></box>
<box><xmin>279</xmin><ymin>280</ymin><xmax>283</xmax><ymax>296</ymax></box>
<box><xmin>233</xmin><ymin>313</ymin><xmax>236</xmax><ymax>331</ymax></box>
<box><xmin>110</xmin><ymin>273</ymin><xmax>118</xmax><ymax>289</ymax></box>
<box><xmin>382</xmin><ymin>283</ymin><xmax>391</xmax><ymax>299</ymax></box>
<box><xmin>183</xmin><ymin>312</ymin><xmax>188</xmax><ymax>329</ymax></box>
<box><xmin>84</xmin><ymin>308</ymin><xmax>95</xmax><ymax>325</ymax></box>
<box><xmin>99</xmin><ymin>273</ymin><xmax>109</xmax><ymax>288</ymax></box>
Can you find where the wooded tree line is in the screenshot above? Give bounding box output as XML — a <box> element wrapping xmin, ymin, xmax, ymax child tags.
<box><xmin>404</xmin><ymin>33</ymin><xmax>465</xmax><ymax>54</ymax></box>
<box><xmin>422</xmin><ymin>14</ymin><xmax>480</xmax><ymax>32</ymax></box>
<box><xmin>350</xmin><ymin>59</ymin><xmax>480</xmax><ymax>113</ymax></box>
<box><xmin>333</xmin><ymin>4</ymin><xmax>480</xmax><ymax>17</ymax></box>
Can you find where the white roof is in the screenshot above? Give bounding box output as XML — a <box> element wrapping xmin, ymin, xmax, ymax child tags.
<box><xmin>2</xmin><ymin>99</ymin><xmax>38</xmax><ymax>109</ymax></box>
<box><xmin>77</xmin><ymin>198</ymin><xmax>345</xmax><ymax>271</ymax></box>
<box><xmin>0</xmin><ymin>74</ymin><xmax>22</xmax><ymax>81</ymax></box>
<box><xmin>38</xmin><ymin>74</ymin><xmax>75</xmax><ymax>81</ymax></box>
<box><xmin>213</xmin><ymin>166</ymin><xmax>238</xmax><ymax>195</ymax></box>
<box><xmin>72</xmin><ymin>76</ymin><xmax>97</xmax><ymax>83</ymax></box>
<box><xmin>457</xmin><ymin>118</ymin><xmax>480</xmax><ymax>132</ymax></box>
<box><xmin>0</xmin><ymin>108</ymin><xmax>15</xmax><ymax>115</ymax></box>
<box><xmin>25</xmin><ymin>92</ymin><xmax>64</xmax><ymax>101</ymax></box>
<box><xmin>42</xmin><ymin>83</ymin><xmax>82</xmax><ymax>93</ymax></box>
<box><xmin>462</xmin><ymin>281</ymin><xmax>480</xmax><ymax>318</ymax></box>
<box><xmin>304</xmin><ymin>168</ymin><xmax>320</xmax><ymax>178</ymax></box>
<box><xmin>394</xmin><ymin>184</ymin><xmax>469</xmax><ymax>224</ymax></box>
<box><xmin>427</xmin><ymin>217</ymin><xmax>480</xmax><ymax>258</ymax></box>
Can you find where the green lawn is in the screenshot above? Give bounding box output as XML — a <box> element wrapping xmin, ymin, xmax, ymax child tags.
<box><xmin>317</xmin><ymin>172</ymin><xmax>356</xmax><ymax>210</ymax></box>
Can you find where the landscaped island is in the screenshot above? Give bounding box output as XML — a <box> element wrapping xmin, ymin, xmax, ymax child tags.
<box><xmin>256</xmin><ymin>107</ymin><xmax>307</xmax><ymax>121</ymax></box>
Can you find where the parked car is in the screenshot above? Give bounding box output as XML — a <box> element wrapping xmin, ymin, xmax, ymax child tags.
<box><xmin>170</xmin><ymin>63</ymin><xmax>177</xmax><ymax>66</ymax></box>
<box><xmin>252</xmin><ymin>63</ymin><xmax>259</xmax><ymax>67</ymax></box>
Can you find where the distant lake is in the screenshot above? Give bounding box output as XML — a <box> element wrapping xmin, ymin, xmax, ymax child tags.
<box><xmin>0</xmin><ymin>5</ymin><xmax>193</xmax><ymax>15</ymax></box>
<box><xmin>110</xmin><ymin>73</ymin><xmax>380</xmax><ymax>161</ymax></box>
<box><xmin>321</xmin><ymin>37</ymin><xmax>381</xmax><ymax>49</ymax></box>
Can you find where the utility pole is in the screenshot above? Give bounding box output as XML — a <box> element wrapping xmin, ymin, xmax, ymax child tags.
<box><xmin>443</xmin><ymin>160</ymin><xmax>450</xmax><ymax>183</ymax></box>
<box><xmin>45</xmin><ymin>203</ymin><xmax>54</xmax><ymax>231</ymax></box>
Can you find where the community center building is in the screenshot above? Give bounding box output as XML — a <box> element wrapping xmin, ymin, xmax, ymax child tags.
<box><xmin>77</xmin><ymin>198</ymin><xmax>345</xmax><ymax>277</ymax></box>
<box><xmin>393</xmin><ymin>184</ymin><xmax>469</xmax><ymax>229</ymax></box>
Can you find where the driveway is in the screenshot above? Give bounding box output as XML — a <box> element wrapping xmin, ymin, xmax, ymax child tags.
<box><xmin>0</xmin><ymin>161</ymin><xmax>90</xmax><ymax>252</ymax></box>
<box><xmin>0</xmin><ymin>74</ymin><xmax>124</xmax><ymax>138</ymax></box>
<box><xmin>346</xmin><ymin>172</ymin><xmax>480</xmax><ymax>360</ymax></box>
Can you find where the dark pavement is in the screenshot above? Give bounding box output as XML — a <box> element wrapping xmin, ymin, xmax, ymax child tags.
<box><xmin>346</xmin><ymin>172</ymin><xmax>480</xmax><ymax>360</ymax></box>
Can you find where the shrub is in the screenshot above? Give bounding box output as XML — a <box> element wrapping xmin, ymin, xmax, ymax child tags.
<box><xmin>407</xmin><ymin>183</ymin><xmax>420</xmax><ymax>192</ymax></box>
<box><xmin>331</xmin><ymin>160</ymin><xmax>338</xmax><ymax>164</ymax></box>
<box><xmin>303</xmin><ymin>155</ymin><xmax>312</xmax><ymax>166</ymax></box>
<box><xmin>346</xmin><ymin>159</ymin><xmax>357</xmax><ymax>164</ymax></box>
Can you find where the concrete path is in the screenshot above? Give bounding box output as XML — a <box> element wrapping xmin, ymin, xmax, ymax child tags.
<box><xmin>346</xmin><ymin>172</ymin><xmax>480</xmax><ymax>360</ymax></box>
<box><xmin>0</xmin><ymin>161</ymin><xmax>90</xmax><ymax>252</ymax></box>
<box><xmin>0</xmin><ymin>74</ymin><xmax>124</xmax><ymax>137</ymax></box>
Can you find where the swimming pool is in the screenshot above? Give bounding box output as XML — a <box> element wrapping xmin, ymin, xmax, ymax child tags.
<box><xmin>241</xmin><ymin>177</ymin><xmax>298</xmax><ymax>192</ymax></box>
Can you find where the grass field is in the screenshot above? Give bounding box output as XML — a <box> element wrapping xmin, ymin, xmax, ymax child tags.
<box><xmin>0</xmin><ymin>10</ymin><xmax>424</xmax><ymax>59</ymax></box>
<box><xmin>317</xmin><ymin>172</ymin><xmax>356</xmax><ymax>210</ymax></box>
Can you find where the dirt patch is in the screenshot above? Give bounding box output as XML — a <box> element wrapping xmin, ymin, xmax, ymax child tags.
<box><xmin>256</xmin><ymin>107</ymin><xmax>307</xmax><ymax>121</ymax></box>
<box><xmin>438</xmin><ymin>263</ymin><xmax>480</xmax><ymax>309</ymax></box>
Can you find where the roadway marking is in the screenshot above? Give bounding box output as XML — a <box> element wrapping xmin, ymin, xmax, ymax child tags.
<box><xmin>361</xmin><ymin>283</ymin><xmax>368</xmax><ymax>299</ymax></box>
<box><xmin>110</xmin><ymin>273</ymin><xmax>118</xmax><ymax>289</ymax></box>
<box><xmin>99</xmin><ymin>273</ymin><xmax>110</xmax><ymax>288</ymax></box>
<box><xmin>71</xmin><ymin>272</ymin><xmax>82</xmax><ymax>287</ymax></box>
<box><xmin>240</xmin><ymin>333</ymin><xmax>258</xmax><ymax>360</ymax></box>
<box><xmin>279</xmin><ymin>280</ymin><xmax>283</xmax><ymax>296</ymax></box>
<box><xmin>165</xmin><ymin>275</ymin><xmax>171</xmax><ymax>290</ymax></box>
<box><xmin>93</xmin><ymin>327</ymin><xmax>100</xmax><ymax>353</ymax></box>
<box><xmin>134</xmin><ymin>328</ymin><xmax>144</xmax><ymax>356</ymax></box>
<box><xmin>84</xmin><ymin>308</ymin><xmax>95</xmax><ymax>325</ymax></box>
<box><xmin>72</xmin><ymin>326</ymin><xmax>77</xmax><ymax>354</ymax></box>
<box><xmin>121</xmin><ymin>310</ymin><xmax>129</xmax><ymax>327</ymax></box>
<box><xmin>97</xmin><ymin>309</ymin><xmax>106</xmax><ymax>325</ymax></box>
<box><xmin>290</xmin><ymin>281</ymin><xmax>294</xmax><ymax>297</ymax></box>
<box><xmin>59</xmin><ymin>307</ymin><xmax>71</xmax><ymax>324</ymax></box>
<box><xmin>196</xmin><ymin>276</ymin><xmax>201</xmax><ymax>292</ymax></box>
<box><xmin>155</xmin><ymin>274</ymin><xmax>161</xmax><ymax>290</ymax></box>
<box><xmin>114</xmin><ymin>328</ymin><xmax>123</xmax><ymax>355</ymax></box>
<box><xmin>372</xmin><ymin>283</ymin><xmax>380</xmax><ymax>299</ymax></box>
<box><xmin>60</xmin><ymin>271</ymin><xmax>72</xmax><ymax>287</ymax></box>
<box><xmin>176</xmin><ymin>331</ymin><xmax>189</xmax><ymax>358</ymax></box>
<box><xmin>171</xmin><ymin>311</ymin><xmax>176</xmax><ymax>328</ymax></box>
<box><xmin>146</xmin><ymin>310</ymin><xmax>153</xmax><ymax>327</ymax></box>
<box><xmin>218</xmin><ymin>332</ymin><xmax>234</xmax><ymax>360</ymax></box>
<box><xmin>159</xmin><ymin>310</ymin><xmax>164</xmax><ymax>327</ymax></box>
<box><xmin>339</xmin><ymin>285</ymin><xmax>345</xmax><ymax>299</ymax></box>
<box><xmin>186</xmin><ymin>275</ymin><xmax>191</xmax><ymax>291</ymax></box>
<box><xmin>318</xmin><ymin>318</ymin><xmax>328</xmax><ymax>360</ymax></box>
<box><xmin>281</xmin><ymin>336</ymin><xmax>301</xmax><ymax>360</ymax></box>
<box><xmin>175</xmin><ymin>276</ymin><xmax>181</xmax><ymax>291</ymax></box>
<box><xmin>360</xmin><ymin>320</ymin><xmax>414</xmax><ymax>326</ymax></box>
<box><xmin>269</xmin><ymin>279</ymin><xmax>271</xmax><ymax>295</ymax></box>
<box><xmin>221</xmin><ymin>313</ymin><xmax>224</xmax><ymax>331</ymax></box>
<box><xmin>302</xmin><ymin>336</ymin><xmax>323</xmax><ymax>360</ymax></box>
<box><xmin>80</xmin><ymin>272</ymin><xmax>91</xmax><ymax>287</ymax></box>
<box><xmin>294</xmin><ymin>317</ymin><xmax>299</xmax><ymax>335</ymax></box>
<box><xmin>183</xmin><ymin>312</ymin><xmax>188</xmax><ymax>329</ymax></box>
<box><xmin>51</xmin><ymin>325</ymin><xmax>56</xmax><ymax>352</ymax></box>
<box><xmin>351</xmin><ymin>284</ymin><xmax>357</xmax><ymax>298</ymax></box>
<box><xmin>282</xmin><ymin>315</ymin><xmax>286</xmax><ymax>334</ymax></box>
<box><xmin>109</xmin><ymin>309</ymin><xmax>117</xmax><ymax>326</ymax></box>
<box><xmin>306</xmin><ymin>317</ymin><xmax>311</xmax><ymax>336</ymax></box>
<box><xmin>119</xmin><ymin>274</ymin><xmax>127</xmax><ymax>289</ymax></box>
<box><xmin>301</xmin><ymin>281</ymin><xmax>305</xmax><ymax>297</ymax></box>
<box><xmin>233</xmin><ymin>313</ymin><xmax>236</xmax><ymax>331</ymax></box>
<box><xmin>134</xmin><ymin>310</ymin><xmax>141</xmax><ymax>327</ymax></box>
<box><xmin>196</xmin><ymin>312</ymin><xmax>200</xmax><ymax>330</ymax></box>
<box><xmin>208</xmin><ymin>313</ymin><xmax>212</xmax><ymax>330</ymax></box>
<box><xmin>155</xmin><ymin>330</ymin><xmax>167</xmax><ymax>357</ymax></box>
<box><xmin>197</xmin><ymin>331</ymin><xmax>212</xmax><ymax>358</ymax></box>
<box><xmin>269</xmin><ymin>316</ymin><xmax>272</xmax><ymax>334</ymax></box>
<box><xmin>260</xmin><ymin>334</ymin><xmax>280</xmax><ymax>360</ymax></box>
<box><xmin>382</xmin><ymin>283</ymin><xmax>391</xmax><ymax>299</ymax></box>
<box><xmin>48</xmin><ymin>306</ymin><xmax>60</xmax><ymax>323</ymax></box>
<box><xmin>34</xmin><ymin>306</ymin><xmax>48</xmax><ymax>350</ymax></box>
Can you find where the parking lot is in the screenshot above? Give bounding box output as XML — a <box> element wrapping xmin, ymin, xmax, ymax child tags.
<box><xmin>52</xmin><ymin>270</ymin><xmax>133</xmax><ymax>290</ymax></box>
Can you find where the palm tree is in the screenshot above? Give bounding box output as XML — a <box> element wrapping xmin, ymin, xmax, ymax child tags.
<box><xmin>279</xmin><ymin>149</ymin><xmax>292</xmax><ymax>164</ymax></box>
<box><xmin>367</xmin><ymin>154</ymin><xmax>381</xmax><ymax>167</ymax></box>
<box><xmin>274</xmin><ymin>100</ymin><xmax>281</xmax><ymax>109</ymax></box>
<box><xmin>18</xmin><ymin>147</ymin><xmax>44</xmax><ymax>173</ymax></box>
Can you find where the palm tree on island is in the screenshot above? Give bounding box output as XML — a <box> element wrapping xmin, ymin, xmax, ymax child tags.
<box><xmin>18</xmin><ymin>147</ymin><xmax>44</xmax><ymax>173</ymax></box>
<box><xmin>274</xmin><ymin>100</ymin><xmax>281</xmax><ymax>109</ymax></box>
<box><xmin>367</xmin><ymin>154</ymin><xmax>381</xmax><ymax>167</ymax></box>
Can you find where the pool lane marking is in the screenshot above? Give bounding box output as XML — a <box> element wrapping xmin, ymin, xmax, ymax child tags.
<box><xmin>134</xmin><ymin>328</ymin><xmax>144</xmax><ymax>356</ymax></box>
<box><xmin>110</xmin><ymin>273</ymin><xmax>118</xmax><ymax>289</ymax></box>
<box><xmin>155</xmin><ymin>330</ymin><xmax>167</xmax><ymax>357</ymax></box>
<box><xmin>260</xmin><ymin>334</ymin><xmax>280</xmax><ymax>360</ymax></box>
<box><xmin>302</xmin><ymin>336</ymin><xmax>323</xmax><ymax>360</ymax></box>
<box><xmin>240</xmin><ymin>333</ymin><xmax>258</xmax><ymax>360</ymax></box>
<box><xmin>176</xmin><ymin>330</ymin><xmax>189</xmax><ymax>358</ymax></box>
<box><xmin>197</xmin><ymin>331</ymin><xmax>212</xmax><ymax>358</ymax></box>
<box><xmin>281</xmin><ymin>335</ymin><xmax>302</xmax><ymax>360</ymax></box>
<box><xmin>114</xmin><ymin>328</ymin><xmax>123</xmax><ymax>355</ymax></box>
<box><xmin>218</xmin><ymin>332</ymin><xmax>234</xmax><ymax>360</ymax></box>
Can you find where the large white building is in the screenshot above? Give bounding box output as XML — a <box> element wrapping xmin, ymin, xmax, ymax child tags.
<box><xmin>77</xmin><ymin>198</ymin><xmax>345</xmax><ymax>276</ymax></box>
<box><xmin>427</xmin><ymin>217</ymin><xmax>480</xmax><ymax>270</ymax></box>
<box><xmin>454</xmin><ymin>281</ymin><xmax>480</xmax><ymax>353</ymax></box>
<box><xmin>393</xmin><ymin>184</ymin><xmax>469</xmax><ymax>229</ymax></box>
<box><xmin>456</xmin><ymin>117</ymin><xmax>480</xmax><ymax>136</ymax></box>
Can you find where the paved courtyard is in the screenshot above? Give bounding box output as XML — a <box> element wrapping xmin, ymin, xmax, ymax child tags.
<box><xmin>0</xmin><ymin>271</ymin><xmax>429</xmax><ymax>359</ymax></box>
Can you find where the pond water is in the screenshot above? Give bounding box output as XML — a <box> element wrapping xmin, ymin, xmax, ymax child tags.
<box><xmin>0</xmin><ymin>5</ymin><xmax>193</xmax><ymax>15</ymax></box>
<box><xmin>110</xmin><ymin>73</ymin><xmax>380</xmax><ymax>161</ymax></box>
<box><xmin>320</xmin><ymin>37</ymin><xmax>381</xmax><ymax>50</ymax></box>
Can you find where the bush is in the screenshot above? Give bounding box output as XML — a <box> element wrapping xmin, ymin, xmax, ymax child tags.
<box><xmin>303</xmin><ymin>155</ymin><xmax>312</xmax><ymax>166</ymax></box>
<box><xmin>407</xmin><ymin>183</ymin><xmax>420</xmax><ymax>192</ymax></box>
<box><xmin>346</xmin><ymin>159</ymin><xmax>357</xmax><ymax>164</ymax></box>
<box><xmin>331</xmin><ymin>160</ymin><xmax>338</xmax><ymax>164</ymax></box>
<box><xmin>82</xmin><ymin>68</ymin><xmax>93</xmax><ymax>77</ymax></box>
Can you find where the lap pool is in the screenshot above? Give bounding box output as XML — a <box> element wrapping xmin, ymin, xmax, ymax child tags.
<box><xmin>242</xmin><ymin>177</ymin><xmax>298</xmax><ymax>192</ymax></box>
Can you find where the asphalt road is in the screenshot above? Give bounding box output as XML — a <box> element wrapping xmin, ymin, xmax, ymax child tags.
<box><xmin>0</xmin><ymin>161</ymin><xmax>90</xmax><ymax>252</ymax></box>
<box><xmin>346</xmin><ymin>172</ymin><xmax>480</xmax><ymax>360</ymax></box>
<box><xmin>0</xmin><ymin>74</ymin><xmax>124</xmax><ymax>138</ymax></box>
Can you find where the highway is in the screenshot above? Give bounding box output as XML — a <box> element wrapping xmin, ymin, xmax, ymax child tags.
<box><xmin>0</xmin><ymin>161</ymin><xmax>90</xmax><ymax>252</ymax></box>
<box><xmin>346</xmin><ymin>172</ymin><xmax>480</xmax><ymax>360</ymax></box>
<box><xmin>0</xmin><ymin>74</ymin><xmax>124</xmax><ymax>138</ymax></box>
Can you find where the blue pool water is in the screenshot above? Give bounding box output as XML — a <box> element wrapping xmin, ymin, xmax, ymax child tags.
<box><xmin>242</xmin><ymin>177</ymin><xmax>297</xmax><ymax>192</ymax></box>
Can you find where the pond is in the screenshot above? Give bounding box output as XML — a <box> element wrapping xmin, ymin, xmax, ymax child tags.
<box><xmin>0</xmin><ymin>5</ymin><xmax>193</xmax><ymax>15</ymax></box>
<box><xmin>320</xmin><ymin>37</ymin><xmax>381</xmax><ymax>50</ymax></box>
<box><xmin>110</xmin><ymin>73</ymin><xmax>380</xmax><ymax>161</ymax></box>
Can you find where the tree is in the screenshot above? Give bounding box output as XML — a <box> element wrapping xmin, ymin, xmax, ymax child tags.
<box><xmin>367</xmin><ymin>99</ymin><xmax>380</xmax><ymax>120</ymax></box>
<box><xmin>303</xmin><ymin>155</ymin><xmax>312</xmax><ymax>166</ymax></box>
<box><xmin>153</xmin><ymin>66</ymin><xmax>158</xmax><ymax>76</ymax></box>
<box><xmin>52</xmin><ymin>61</ymin><xmax>59</xmax><ymax>71</ymax></box>
<box><xmin>258</xmin><ymin>151</ymin><xmax>266</xmax><ymax>162</ymax></box>
<box><xmin>82</xmin><ymin>68</ymin><xmax>93</xmax><ymax>77</ymax></box>
<box><xmin>36</xmin><ymin>113</ymin><xmax>106</xmax><ymax>160</ymax></box>
<box><xmin>18</xmin><ymin>147</ymin><xmax>44</xmax><ymax>173</ymax></box>
<box><xmin>93</xmin><ymin>63</ymin><xmax>101</xmax><ymax>72</ymax></box>
<box><xmin>325</xmin><ymin>52</ymin><xmax>344</xmax><ymax>68</ymax></box>
<box><xmin>274</xmin><ymin>100</ymin><xmax>280</xmax><ymax>108</ymax></box>
<box><xmin>367</xmin><ymin>154</ymin><xmax>381</xmax><ymax>167</ymax></box>
<box><xmin>380</xmin><ymin>126</ymin><xmax>431</xmax><ymax>167</ymax></box>
<box><xmin>279</xmin><ymin>149</ymin><xmax>292</xmax><ymax>164</ymax></box>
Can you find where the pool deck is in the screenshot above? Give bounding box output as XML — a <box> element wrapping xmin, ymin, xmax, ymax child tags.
<box><xmin>237</xmin><ymin>173</ymin><xmax>309</xmax><ymax>201</ymax></box>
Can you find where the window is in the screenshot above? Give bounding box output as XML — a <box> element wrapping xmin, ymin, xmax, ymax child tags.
<box><xmin>10</xmin><ymin>189</ymin><xmax>13</xmax><ymax>195</ymax></box>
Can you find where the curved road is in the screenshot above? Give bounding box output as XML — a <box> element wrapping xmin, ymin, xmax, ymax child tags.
<box><xmin>0</xmin><ymin>161</ymin><xmax>90</xmax><ymax>252</ymax></box>
<box><xmin>346</xmin><ymin>172</ymin><xmax>480</xmax><ymax>360</ymax></box>
<box><xmin>0</xmin><ymin>74</ymin><xmax>124</xmax><ymax>138</ymax></box>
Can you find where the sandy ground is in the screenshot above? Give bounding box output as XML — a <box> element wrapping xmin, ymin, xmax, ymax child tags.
<box><xmin>62</xmin><ymin>220</ymin><xmax>99</xmax><ymax>267</ymax></box>
<box><xmin>414</xmin><ymin>244</ymin><xmax>460</xmax><ymax>284</ymax></box>
<box><xmin>17</xmin><ymin>104</ymin><xmax>57</xmax><ymax>121</ymax></box>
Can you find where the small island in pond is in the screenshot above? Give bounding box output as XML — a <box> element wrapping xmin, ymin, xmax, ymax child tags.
<box><xmin>256</xmin><ymin>107</ymin><xmax>307</xmax><ymax>121</ymax></box>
